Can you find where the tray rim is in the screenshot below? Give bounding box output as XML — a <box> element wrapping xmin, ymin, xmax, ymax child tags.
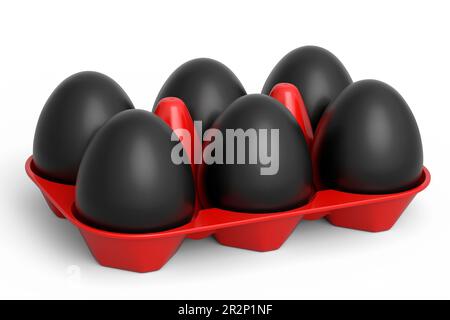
<box><xmin>26</xmin><ymin>156</ymin><xmax>431</xmax><ymax>240</ymax></box>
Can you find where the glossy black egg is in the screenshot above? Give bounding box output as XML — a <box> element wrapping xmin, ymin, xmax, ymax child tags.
<box><xmin>199</xmin><ymin>94</ymin><xmax>313</xmax><ymax>212</ymax></box>
<box><xmin>262</xmin><ymin>46</ymin><xmax>352</xmax><ymax>130</ymax></box>
<box><xmin>75</xmin><ymin>110</ymin><xmax>195</xmax><ymax>233</ymax></box>
<box><xmin>153</xmin><ymin>58</ymin><xmax>246</xmax><ymax>130</ymax></box>
<box><xmin>33</xmin><ymin>71</ymin><xmax>134</xmax><ymax>184</ymax></box>
<box><xmin>312</xmin><ymin>79</ymin><xmax>423</xmax><ymax>194</ymax></box>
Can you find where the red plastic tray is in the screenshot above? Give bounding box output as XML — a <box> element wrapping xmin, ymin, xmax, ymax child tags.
<box><xmin>26</xmin><ymin>157</ymin><xmax>430</xmax><ymax>272</ymax></box>
<box><xmin>27</xmin><ymin>86</ymin><xmax>430</xmax><ymax>272</ymax></box>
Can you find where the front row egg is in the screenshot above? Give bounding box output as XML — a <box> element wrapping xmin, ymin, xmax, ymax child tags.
<box><xmin>198</xmin><ymin>94</ymin><xmax>314</xmax><ymax>213</ymax></box>
<box><xmin>75</xmin><ymin>110</ymin><xmax>195</xmax><ymax>233</ymax></box>
<box><xmin>312</xmin><ymin>79</ymin><xmax>423</xmax><ymax>194</ymax></box>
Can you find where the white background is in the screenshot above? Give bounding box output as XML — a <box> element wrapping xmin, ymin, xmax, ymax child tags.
<box><xmin>0</xmin><ymin>0</ymin><xmax>449</xmax><ymax>299</ymax></box>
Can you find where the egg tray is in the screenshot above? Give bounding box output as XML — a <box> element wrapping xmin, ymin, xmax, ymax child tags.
<box><xmin>25</xmin><ymin>157</ymin><xmax>430</xmax><ymax>273</ymax></box>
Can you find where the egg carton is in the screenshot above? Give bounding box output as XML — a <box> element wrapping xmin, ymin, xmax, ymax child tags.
<box><xmin>25</xmin><ymin>157</ymin><xmax>430</xmax><ymax>273</ymax></box>
<box><xmin>25</xmin><ymin>87</ymin><xmax>430</xmax><ymax>273</ymax></box>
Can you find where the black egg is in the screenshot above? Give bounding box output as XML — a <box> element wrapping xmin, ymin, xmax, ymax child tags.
<box><xmin>199</xmin><ymin>94</ymin><xmax>313</xmax><ymax>213</ymax></box>
<box><xmin>262</xmin><ymin>46</ymin><xmax>352</xmax><ymax>130</ymax></box>
<box><xmin>313</xmin><ymin>80</ymin><xmax>423</xmax><ymax>194</ymax></box>
<box><xmin>33</xmin><ymin>71</ymin><xmax>134</xmax><ymax>184</ymax></box>
<box><xmin>75</xmin><ymin>110</ymin><xmax>195</xmax><ymax>233</ymax></box>
<box><xmin>153</xmin><ymin>58</ymin><xmax>246</xmax><ymax>130</ymax></box>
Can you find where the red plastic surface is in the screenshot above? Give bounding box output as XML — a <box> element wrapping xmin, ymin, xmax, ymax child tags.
<box><xmin>26</xmin><ymin>157</ymin><xmax>430</xmax><ymax>272</ymax></box>
<box><xmin>269</xmin><ymin>83</ymin><xmax>314</xmax><ymax>149</ymax></box>
<box><xmin>154</xmin><ymin>97</ymin><xmax>200</xmax><ymax>175</ymax></box>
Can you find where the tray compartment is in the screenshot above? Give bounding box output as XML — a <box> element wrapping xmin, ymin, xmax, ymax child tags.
<box><xmin>326</xmin><ymin>195</ymin><xmax>416</xmax><ymax>232</ymax></box>
<box><xmin>214</xmin><ymin>215</ymin><xmax>303</xmax><ymax>251</ymax></box>
<box><xmin>80</xmin><ymin>230</ymin><xmax>185</xmax><ymax>272</ymax></box>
